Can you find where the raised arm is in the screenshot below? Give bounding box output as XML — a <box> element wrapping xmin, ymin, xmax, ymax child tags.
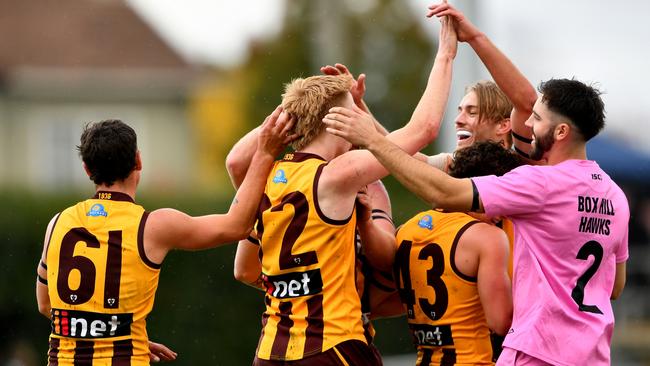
<box><xmin>144</xmin><ymin>108</ymin><xmax>294</xmax><ymax>261</ymax></box>
<box><xmin>429</xmin><ymin>2</ymin><xmax>538</xmax><ymax>160</ymax></box>
<box><xmin>322</xmin><ymin>13</ymin><xmax>458</xmax><ymax>192</ymax></box>
<box><xmin>225</xmin><ymin>126</ymin><xmax>260</xmax><ymax>189</ymax></box>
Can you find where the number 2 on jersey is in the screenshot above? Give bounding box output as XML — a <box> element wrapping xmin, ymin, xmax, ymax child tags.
<box><xmin>571</xmin><ymin>240</ymin><xmax>604</xmax><ymax>315</ymax></box>
<box><xmin>57</xmin><ymin>228</ymin><xmax>122</xmax><ymax>308</ymax></box>
<box><xmin>258</xmin><ymin>192</ymin><xmax>318</xmax><ymax>270</ymax></box>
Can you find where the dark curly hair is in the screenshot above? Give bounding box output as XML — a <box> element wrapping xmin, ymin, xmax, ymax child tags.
<box><xmin>539</xmin><ymin>78</ymin><xmax>605</xmax><ymax>142</ymax></box>
<box><xmin>449</xmin><ymin>141</ymin><xmax>523</xmax><ymax>178</ymax></box>
<box><xmin>77</xmin><ymin>119</ymin><xmax>137</xmax><ymax>186</ymax></box>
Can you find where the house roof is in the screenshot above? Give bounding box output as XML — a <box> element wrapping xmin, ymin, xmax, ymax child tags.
<box><xmin>0</xmin><ymin>0</ymin><xmax>189</xmax><ymax>71</ymax></box>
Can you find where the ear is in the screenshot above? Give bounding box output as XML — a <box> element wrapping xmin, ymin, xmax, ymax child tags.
<box><xmin>495</xmin><ymin>118</ymin><xmax>511</xmax><ymax>136</ymax></box>
<box><xmin>134</xmin><ymin>151</ymin><xmax>143</xmax><ymax>171</ymax></box>
<box><xmin>555</xmin><ymin>123</ymin><xmax>571</xmax><ymax>142</ymax></box>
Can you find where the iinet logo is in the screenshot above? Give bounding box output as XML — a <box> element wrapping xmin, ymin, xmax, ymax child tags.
<box><xmin>51</xmin><ymin>309</ymin><xmax>132</xmax><ymax>339</ymax></box>
<box><xmin>264</xmin><ymin>268</ymin><xmax>323</xmax><ymax>299</ymax></box>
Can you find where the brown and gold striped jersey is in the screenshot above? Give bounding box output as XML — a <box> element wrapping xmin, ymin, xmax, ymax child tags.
<box><xmin>46</xmin><ymin>191</ymin><xmax>159</xmax><ymax>365</ymax></box>
<box><xmin>255</xmin><ymin>153</ymin><xmax>366</xmax><ymax>361</ymax></box>
<box><xmin>394</xmin><ymin>210</ymin><xmax>494</xmax><ymax>366</ymax></box>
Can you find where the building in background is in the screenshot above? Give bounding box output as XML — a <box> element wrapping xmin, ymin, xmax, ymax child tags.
<box><xmin>0</xmin><ymin>0</ymin><xmax>247</xmax><ymax>194</ymax></box>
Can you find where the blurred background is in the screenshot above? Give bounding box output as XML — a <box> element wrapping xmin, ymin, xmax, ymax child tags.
<box><xmin>0</xmin><ymin>0</ymin><xmax>648</xmax><ymax>364</ymax></box>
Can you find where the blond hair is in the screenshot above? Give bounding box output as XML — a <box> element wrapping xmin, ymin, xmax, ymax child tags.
<box><xmin>282</xmin><ymin>74</ymin><xmax>353</xmax><ymax>150</ymax></box>
<box><xmin>465</xmin><ymin>80</ymin><xmax>514</xmax><ymax>145</ymax></box>
<box><xmin>466</xmin><ymin>81</ymin><xmax>513</xmax><ymax>123</ymax></box>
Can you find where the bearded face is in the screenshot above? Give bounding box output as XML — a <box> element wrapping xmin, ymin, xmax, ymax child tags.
<box><xmin>529</xmin><ymin>125</ymin><xmax>555</xmax><ymax>161</ymax></box>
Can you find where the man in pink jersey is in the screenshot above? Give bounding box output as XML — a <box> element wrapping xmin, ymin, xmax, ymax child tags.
<box><xmin>324</xmin><ymin>77</ymin><xmax>629</xmax><ymax>365</ymax></box>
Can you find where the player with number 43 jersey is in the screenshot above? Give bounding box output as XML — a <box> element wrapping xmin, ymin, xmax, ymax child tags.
<box><xmin>393</xmin><ymin>142</ymin><xmax>521</xmax><ymax>366</ymax></box>
<box><xmin>395</xmin><ymin>211</ymin><xmax>506</xmax><ymax>365</ymax></box>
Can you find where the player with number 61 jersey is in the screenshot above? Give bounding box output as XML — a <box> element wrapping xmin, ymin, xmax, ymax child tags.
<box><xmin>36</xmin><ymin>116</ymin><xmax>292</xmax><ymax>365</ymax></box>
<box><xmin>45</xmin><ymin>193</ymin><xmax>156</xmax><ymax>363</ymax></box>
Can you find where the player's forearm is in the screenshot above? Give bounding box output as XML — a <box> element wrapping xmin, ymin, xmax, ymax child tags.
<box><xmin>226</xmin><ymin>127</ymin><xmax>260</xmax><ymax>189</ymax></box>
<box><xmin>234</xmin><ymin>241</ymin><xmax>266</xmax><ymax>291</ymax></box>
<box><xmin>227</xmin><ymin>151</ymin><xmax>275</xmax><ymax>236</ymax></box>
<box><xmin>403</xmin><ymin>54</ymin><xmax>454</xmax><ymax>148</ymax></box>
<box><xmin>611</xmin><ymin>262</ymin><xmax>626</xmax><ymax>300</ymax></box>
<box><xmin>468</xmin><ymin>34</ymin><xmax>536</xmax><ymax>117</ymax></box>
<box><xmin>357</xmin><ymin>221</ymin><xmax>396</xmax><ymax>272</ymax></box>
<box><xmin>36</xmin><ymin>282</ymin><xmax>51</xmax><ymax>318</ymax></box>
<box><xmin>366</xmin><ymin>136</ymin><xmax>471</xmax><ymax>211</ymax></box>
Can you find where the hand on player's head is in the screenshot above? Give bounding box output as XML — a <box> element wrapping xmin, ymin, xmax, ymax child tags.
<box><xmin>320</xmin><ymin>63</ymin><xmax>366</xmax><ymax>105</ymax></box>
<box><xmin>323</xmin><ymin>104</ymin><xmax>379</xmax><ymax>149</ymax></box>
<box><xmin>258</xmin><ymin>106</ymin><xmax>298</xmax><ymax>157</ymax></box>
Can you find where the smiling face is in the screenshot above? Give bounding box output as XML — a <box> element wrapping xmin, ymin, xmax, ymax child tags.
<box><xmin>526</xmin><ymin>97</ymin><xmax>557</xmax><ymax>161</ymax></box>
<box><xmin>454</xmin><ymin>91</ymin><xmax>503</xmax><ymax>149</ymax></box>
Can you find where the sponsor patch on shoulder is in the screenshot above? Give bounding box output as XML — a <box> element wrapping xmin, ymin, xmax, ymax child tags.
<box><xmin>87</xmin><ymin>204</ymin><xmax>108</xmax><ymax>217</ymax></box>
<box><xmin>418</xmin><ymin>215</ymin><xmax>433</xmax><ymax>230</ymax></box>
<box><xmin>272</xmin><ymin>169</ymin><xmax>288</xmax><ymax>184</ymax></box>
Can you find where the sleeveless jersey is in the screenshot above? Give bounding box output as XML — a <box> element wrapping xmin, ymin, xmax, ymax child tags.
<box><xmin>255</xmin><ymin>152</ymin><xmax>366</xmax><ymax>361</ymax></box>
<box><xmin>394</xmin><ymin>210</ymin><xmax>493</xmax><ymax>365</ymax></box>
<box><xmin>46</xmin><ymin>191</ymin><xmax>159</xmax><ymax>365</ymax></box>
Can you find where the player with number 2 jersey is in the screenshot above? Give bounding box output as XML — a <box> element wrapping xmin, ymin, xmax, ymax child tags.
<box><xmin>255</xmin><ymin>153</ymin><xmax>366</xmax><ymax>362</ymax></box>
<box><xmin>473</xmin><ymin>159</ymin><xmax>629</xmax><ymax>365</ymax></box>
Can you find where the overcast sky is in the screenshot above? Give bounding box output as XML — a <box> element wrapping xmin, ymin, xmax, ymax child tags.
<box><xmin>126</xmin><ymin>0</ymin><xmax>650</xmax><ymax>153</ymax></box>
<box><xmin>126</xmin><ymin>0</ymin><xmax>286</xmax><ymax>67</ymax></box>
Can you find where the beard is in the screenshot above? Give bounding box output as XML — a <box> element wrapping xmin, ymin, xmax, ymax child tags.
<box><xmin>530</xmin><ymin>128</ymin><xmax>555</xmax><ymax>161</ymax></box>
